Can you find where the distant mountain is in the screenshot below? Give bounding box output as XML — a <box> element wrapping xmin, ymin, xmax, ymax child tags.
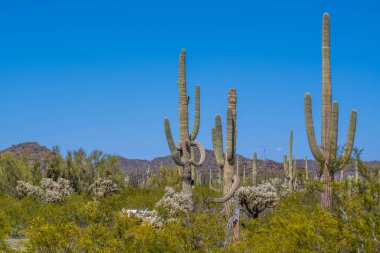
<box><xmin>1</xmin><ymin>142</ymin><xmax>379</xmax><ymax>179</ymax></box>
<box><xmin>1</xmin><ymin>142</ymin><xmax>51</xmax><ymax>163</ymax></box>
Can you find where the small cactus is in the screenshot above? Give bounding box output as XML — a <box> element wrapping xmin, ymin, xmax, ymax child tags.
<box><xmin>252</xmin><ymin>152</ymin><xmax>257</xmax><ymax>186</ymax></box>
<box><xmin>283</xmin><ymin>130</ymin><xmax>295</xmax><ymax>191</ymax></box>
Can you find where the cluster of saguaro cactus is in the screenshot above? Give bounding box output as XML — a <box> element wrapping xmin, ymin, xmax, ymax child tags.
<box><xmin>211</xmin><ymin>88</ymin><xmax>241</xmax><ymax>241</ymax></box>
<box><xmin>283</xmin><ymin>130</ymin><xmax>296</xmax><ymax>191</ymax></box>
<box><xmin>252</xmin><ymin>152</ymin><xmax>257</xmax><ymax>186</ymax></box>
<box><xmin>304</xmin><ymin>13</ymin><xmax>357</xmax><ymax>209</ymax></box>
<box><xmin>164</xmin><ymin>49</ymin><xmax>206</xmax><ymax>200</ymax></box>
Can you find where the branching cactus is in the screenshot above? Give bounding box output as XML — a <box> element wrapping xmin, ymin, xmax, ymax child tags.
<box><xmin>304</xmin><ymin>13</ymin><xmax>357</xmax><ymax>209</ymax></box>
<box><xmin>283</xmin><ymin>130</ymin><xmax>295</xmax><ymax>190</ymax></box>
<box><xmin>252</xmin><ymin>152</ymin><xmax>257</xmax><ymax>186</ymax></box>
<box><xmin>164</xmin><ymin>49</ymin><xmax>206</xmax><ymax>199</ymax></box>
<box><xmin>211</xmin><ymin>89</ymin><xmax>240</xmax><ymax>217</ymax></box>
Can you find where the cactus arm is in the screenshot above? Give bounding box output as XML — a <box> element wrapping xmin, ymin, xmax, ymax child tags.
<box><xmin>189</xmin><ymin>140</ymin><xmax>206</xmax><ymax>167</ymax></box>
<box><xmin>329</xmin><ymin>101</ymin><xmax>339</xmax><ymax>160</ymax></box>
<box><xmin>164</xmin><ymin>117</ymin><xmax>184</xmax><ymax>166</ymax></box>
<box><xmin>226</xmin><ymin>107</ymin><xmax>234</xmax><ymax>163</ymax></box>
<box><xmin>213</xmin><ymin>175</ymin><xmax>240</xmax><ymax>203</ymax></box>
<box><xmin>340</xmin><ymin>110</ymin><xmax>357</xmax><ymax>167</ymax></box>
<box><xmin>321</xmin><ymin>13</ymin><xmax>332</xmax><ymax>157</ymax></box>
<box><xmin>304</xmin><ymin>93</ymin><xmax>324</xmax><ymax>163</ymax></box>
<box><xmin>190</xmin><ymin>85</ymin><xmax>200</xmax><ymax>140</ymax></box>
<box><xmin>212</xmin><ymin>115</ymin><xmax>225</xmax><ymax>168</ymax></box>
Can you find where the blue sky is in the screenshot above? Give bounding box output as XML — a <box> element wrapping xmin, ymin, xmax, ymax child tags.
<box><xmin>0</xmin><ymin>0</ymin><xmax>379</xmax><ymax>161</ymax></box>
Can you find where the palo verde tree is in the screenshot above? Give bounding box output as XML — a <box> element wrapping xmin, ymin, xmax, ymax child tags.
<box><xmin>304</xmin><ymin>13</ymin><xmax>357</xmax><ymax>209</ymax></box>
<box><xmin>164</xmin><ymin>49</ymin><xmax>206</xmax><ymax>201</ymax></box>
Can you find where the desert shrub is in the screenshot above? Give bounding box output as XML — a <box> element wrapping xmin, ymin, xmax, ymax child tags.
<box><xmin>0</xmin><ymin>211</ymin><xmax>11</xmax><ymax>244</ymax></box>
<box><xmin>16</xmin><ymin>180</ymin><xmax>43</xmax><ymax>200</ymax></box>
<box><xmin>155</xmin><ymin>186</ymin><xmax>192</xmax><ymax>218</ymax></box>
<box><xmin>88</xmin><ymin>177</ymin><xmax>118</xmax><ymax>199</ymax></box>
<box><xmin>237</xmin><ymin>177</ymin><xmax>290</xmax><ymax>218</ymax></box>
<box><xmin>234</xmin><ymin>191</ymin><xmax>345</xmax><ymax>252</ymax></box>
<box><xmin>16</xmin><ymin>178</ymin><xmax>74</xmax><ymax>203</ymax></box>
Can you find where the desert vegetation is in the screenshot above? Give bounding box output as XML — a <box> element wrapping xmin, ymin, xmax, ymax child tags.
<box><xmin>1</xmin><ymin>12</ymin><xmax>379</xmax><ymax>252</ymax></box>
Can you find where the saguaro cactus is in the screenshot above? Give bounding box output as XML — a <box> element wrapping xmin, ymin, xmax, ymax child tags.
<box><xmin>283</xmin><ymin>130</ymin><xmax>295</xmax><ymax>190</ymax></box>
<box><xmin>164</xmin><ymin>49</ymin><xmax>206</xmax><ymax>199</ymax></box>
<box><xmin>211</xmin><ymin>88</ymin><xmax>241</xmax><ymax>241</ymax></box>
<box><xmin>304</xmin><ymin>13</ymin><xmax>357</xmax><ymax>209</ymax></box>
<box><xmin>252</xmin><ymin>152</ymin><xmax>257</xmax><ymax>186</ymax></box>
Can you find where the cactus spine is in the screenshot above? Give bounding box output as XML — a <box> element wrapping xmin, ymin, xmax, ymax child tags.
<box><xmin>252</xmin><ymin>152</ymin><xmax>257</xmax><ymax>186</ymax></box>
<box><xmin>304</xmin><ymin>13</ymin><xmax>357</xmax><ymax>209</ymax></box>
<box><xmin>283</xmin><ymin>130</ymin><xmax>295</xmax><ymax>190</ymax></box>
<box><xmin>164</xmin><ymin>49</ymin><xmax>206</xmax><ymax>200</ymax></box>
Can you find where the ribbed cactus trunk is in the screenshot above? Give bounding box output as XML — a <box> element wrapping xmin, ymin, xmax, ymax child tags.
<box><xmin>224</xmin><ymin>89</ymin><xmax>237</xmax><ymax>218</ymax></box>
<box><xmin>252</xmin><ymin>152</ymin><xmax>257</xmax><ymax>187</ymax></box>
<box><xmin>304</xmin><ymin>13</ymin><xmax>357</xmax><ymax>210</ymax></box>
<box><xmin>164</xmin><ymin>49</ymin><xmax>206</xmax><ymax>204</ymax></box>
<box><xmin>178</xmin><ymin>50</ymin><xmax>192</xmax><ymax>196</ymax></box>
<box><xmin>283</xmin><ymin>130</ymin><xmax>294</xmax><ymax>191</ymax></box>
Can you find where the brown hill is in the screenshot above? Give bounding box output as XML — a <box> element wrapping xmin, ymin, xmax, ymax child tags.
<box><xmin>2</xmin><ymin>142</ymin><xmax>379</xmax><ymax>180</ymax></box>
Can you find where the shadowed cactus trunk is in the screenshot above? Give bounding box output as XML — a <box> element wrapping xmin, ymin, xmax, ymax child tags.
<box><xmin>252</xmin><ymin>152</ymin><xmax>257</xmax><ymax>186</ymax></box>
<box><xmin>304</xmin><ymin>13</ymin><xmax>357</xmax><ymax>209</ymax></box>
<box><xmin>164</xmin><ymin>49</ymin><xmax>206</xmax><ymax>203</ymax></box>
<box><xmin>211</xmin><ymin>88</ymin><xmax>241</xmax><ymax>242</ymax></box>
<box><xmin>283</xmin><ymin>130</ymin><xmax>295</xmax><ymax>191</ymax></box>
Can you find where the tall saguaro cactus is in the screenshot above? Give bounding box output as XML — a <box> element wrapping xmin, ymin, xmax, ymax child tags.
<box><xmin>304</xmin><ymin>13</ymin><xmax>357</xmax><ymax>209</ymax></box>
<box><xmin>283</xmin><ymin>130</ymin><xmax>295</xmax><ymax>190</ymax></box>
<box><xmin>164</xmin><ymin>49</ymin><xmax>206</xmax><ymax>199</ymax></box>
<box><xmin>211</xmin><ymin>88</ymin><xmax>241</xmax><ymax>241</ymax></box>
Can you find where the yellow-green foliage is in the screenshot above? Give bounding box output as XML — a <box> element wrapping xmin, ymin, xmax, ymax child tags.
<box><xmin>1</xmin><ymin>169</ymin><xmax>380</xmax><ymax>252</ymax></box>
<box><xmin>235</xmin><ymin>192</ymin><xmax>345</xmax><ymax>252</ymax></box>
<box><xmin>0</xmin><ymin>211</ymin><xmax>11</xmax><ymax>243</ymax></box>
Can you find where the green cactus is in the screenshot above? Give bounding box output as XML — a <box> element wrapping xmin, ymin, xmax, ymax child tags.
<box><xmin>304</xmin><ymin>13</ymin><xmax>357</xmax><ymax>209</ymax></box>
<box><xmin>164</xmin><ymin>49</ymin><xmax>206</xmax><ymax>199</ymax></box>
<box><xmin>283</xmin><ymin>130</ymin><xmax>295</xmax><ymax>191</ymax></box>
<box><xmin>211</xmin><ymin>88</ymin><xmax>240</xmax><ymax>217</ymax></box>
<box><xmin>252</xmin><ymin>152</ymin><xmax>257</xmax><ymax>186</ymax></box>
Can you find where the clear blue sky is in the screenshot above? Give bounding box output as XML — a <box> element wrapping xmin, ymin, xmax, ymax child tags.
<box><xmin>0</xmin><ymin>0</ymin><xmax>379</xmax><ymax>161</ymax></box>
